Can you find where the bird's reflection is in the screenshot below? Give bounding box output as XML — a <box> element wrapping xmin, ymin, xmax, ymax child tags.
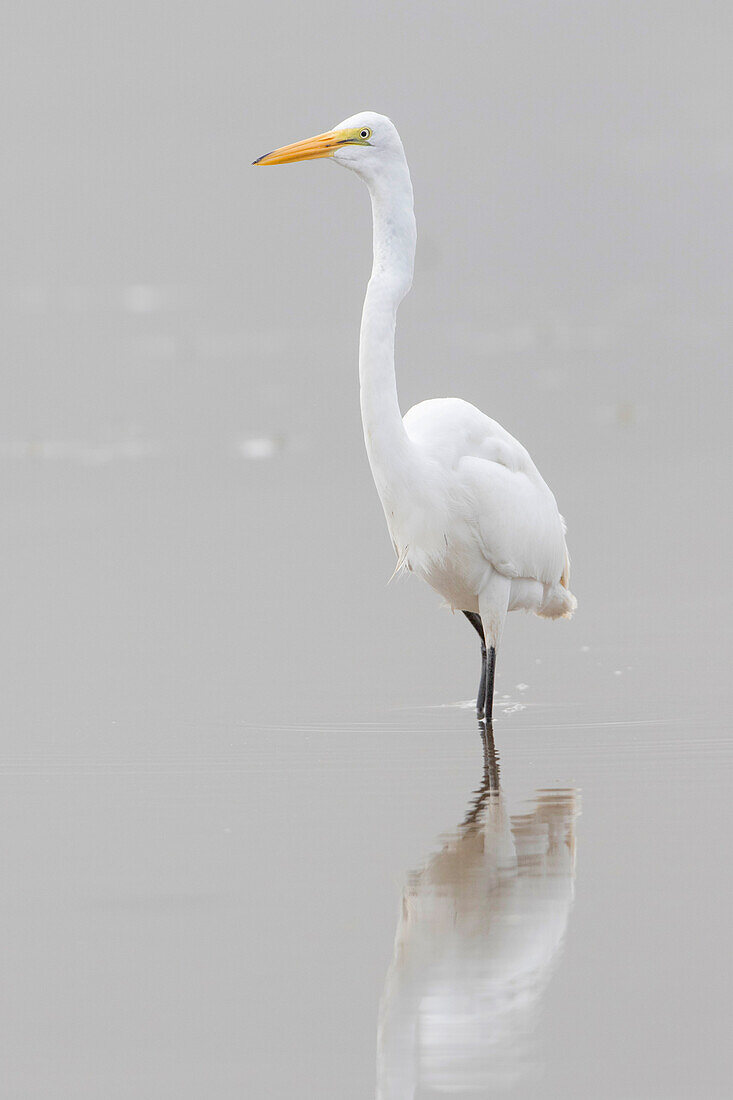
<box><xmin>377</xmin><ymin>723</ymin><xmax>580</xmax><ymax>1097</ymax></box>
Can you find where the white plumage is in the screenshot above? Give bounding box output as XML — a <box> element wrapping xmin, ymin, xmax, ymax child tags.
<box><xmin>400</xmin><ymin>397</ymin><xmax>574</xmax><ymax>615</ymax></box>
<box><xmin>255</xmin><ymin>111</ymin><xmax>576</xmax><ymax>715</ymax></box>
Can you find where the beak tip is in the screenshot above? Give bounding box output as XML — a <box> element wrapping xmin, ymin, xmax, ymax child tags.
<box><xmin>251</xmin><ymin>129</ymin><xmax>341</xmax><ymax>168</ymax></box>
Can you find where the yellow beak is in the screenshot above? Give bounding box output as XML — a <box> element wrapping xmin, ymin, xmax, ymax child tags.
<box><xmin>253</xmin><ymin>129</ymin><xmax>346</xmax><ymax>166</ymax></box>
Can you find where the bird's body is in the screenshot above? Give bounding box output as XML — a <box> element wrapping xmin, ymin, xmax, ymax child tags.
<box><xmin>391</xmin><ymin>396</ymin><xmax>574</xmax><ymax>620</ymax></box>
<box><xmin>255</xmin><ymin>111</ymin><xmax>575</xmax><ymax>716</ymax></box>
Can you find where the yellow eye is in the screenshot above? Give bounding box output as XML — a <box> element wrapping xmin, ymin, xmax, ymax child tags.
<box><xmin>359</xmin><ymin>128</ymin><xmax>372</xmax><ymax>140</ymax></box>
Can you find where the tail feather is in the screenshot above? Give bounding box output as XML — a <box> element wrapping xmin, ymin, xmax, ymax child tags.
<box><xmin>540</xmin><ymin>582</ymin><xmax>577</xmax><ymax>620</ymax></box>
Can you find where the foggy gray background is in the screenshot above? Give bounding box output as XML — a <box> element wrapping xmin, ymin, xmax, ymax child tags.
<box><xmin>1</xmin><ymin>2</ymin><xmax>731</xmax><ymax>1097</ymax></box>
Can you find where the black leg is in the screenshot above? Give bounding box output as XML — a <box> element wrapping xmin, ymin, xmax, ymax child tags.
<box><xmin>477</xmin><ymin>651</ymin><xmax>487</xmax><ymax>718</ymax></box>
<box><xmin>483</xmin><ymin>645</ymin><xmax>496</xmax><ymax>721</ymax></box>
<box><xmin>463</xmin><ymin>612</ymin><xmax>488</xmax><ymax>718</ymax></box>
<box><xmin>462</xmin><ymin>610</ymin><xmax>484</xmax><ymax>643</ymax></box>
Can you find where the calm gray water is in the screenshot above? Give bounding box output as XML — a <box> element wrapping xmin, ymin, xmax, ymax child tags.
<box><xmin>2</xmin><ymin>3</ymin><xmax>732</xmax><ymax>1096</ymax></box>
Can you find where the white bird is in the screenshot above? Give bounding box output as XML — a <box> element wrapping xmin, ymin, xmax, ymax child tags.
<box><xmin>254</xmin><ymin>112</ymin><xmax>576</xmax><ymax>718</ymax></box>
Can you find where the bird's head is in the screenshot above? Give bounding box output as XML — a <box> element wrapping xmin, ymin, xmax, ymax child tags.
<box><xmin>253</xmin><ymin>111</ymin><xmax>406</xmax><ymax>185</ymax></box>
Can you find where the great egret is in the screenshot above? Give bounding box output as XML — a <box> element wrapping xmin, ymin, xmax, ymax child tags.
<box><xmin>254</xmin><ymin>112</ymin><xmax>576</xmax><ymax>718</ymax></box>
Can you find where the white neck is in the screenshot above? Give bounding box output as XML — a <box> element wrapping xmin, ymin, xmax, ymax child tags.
<box><xmin>358</xmin><ymin>158</ymin><xmax>417</xmax><ymax>499</ymax></box>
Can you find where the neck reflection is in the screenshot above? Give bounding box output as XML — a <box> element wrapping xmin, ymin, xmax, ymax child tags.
<box><xmin>377</xmin><ymin>722</ymin><xmax>580</xmax><ymax>1097</ymax></box>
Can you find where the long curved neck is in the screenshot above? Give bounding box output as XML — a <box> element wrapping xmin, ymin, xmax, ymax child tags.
<box><xmin>359</xmin><ymin>160</ymin><xmax>417</xmax><ymax>491</ymax></box>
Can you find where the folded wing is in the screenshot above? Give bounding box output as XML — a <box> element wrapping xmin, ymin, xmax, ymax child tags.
<box><xmin>403</xmin><ymin>397</ymin><xmax>570</xmax><ymax>587</ymax></box>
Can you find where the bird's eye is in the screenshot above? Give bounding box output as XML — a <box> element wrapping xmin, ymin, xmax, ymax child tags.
<box><xmin>360</xmin><ymin>129</ymin><xmax>371</xmax><ymax>140</ymax></box>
